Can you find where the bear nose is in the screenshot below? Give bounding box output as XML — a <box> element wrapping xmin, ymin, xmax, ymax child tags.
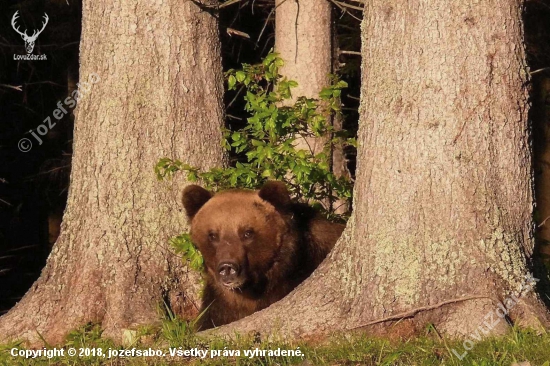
<box><xmin>217</xmin><ymin>262</ymin><xmax>240</xmax><ymax>280</ymax></box>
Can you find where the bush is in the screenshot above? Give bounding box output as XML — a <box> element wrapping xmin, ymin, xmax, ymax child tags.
<box><xmin>155</xmin><ymin>53</ymin><xmax>355</xmax><ymax>270</ymax></box>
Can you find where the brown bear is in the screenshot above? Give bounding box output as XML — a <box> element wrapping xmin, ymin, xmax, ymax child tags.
<box><xmin>181</xmin><ymin>181</ymin><xmax>344</xmax><ymax>330</ymax></box>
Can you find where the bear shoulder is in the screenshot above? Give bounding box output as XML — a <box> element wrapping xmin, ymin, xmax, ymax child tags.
<box><xmin>289</xmin><ymin>203</ymin><xmax>345</xmax><ymax>268</ymax></box>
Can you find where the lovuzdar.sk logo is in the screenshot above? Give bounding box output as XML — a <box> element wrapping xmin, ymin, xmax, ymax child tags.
<box><xmin>11</xmin><ymin>11</ymin><xmax>48</xmax><ymax>61</ymax></box>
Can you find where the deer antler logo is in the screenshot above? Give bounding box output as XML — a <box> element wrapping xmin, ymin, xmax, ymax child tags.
<box><xmin>11</xmin><ymin>11</ymin><xmax>49</xmax><ymax>54</ymax></box>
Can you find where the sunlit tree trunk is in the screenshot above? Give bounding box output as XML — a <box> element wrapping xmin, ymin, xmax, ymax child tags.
<box><xmin>213</xmin><ymin>0</ymin><xmax>550</xmax><ymax>339</ymax></box>
<box><xmin>275</xmin><ymin>0</ymin><xmax>347</xmax><ymax>211</ymax></box>
<box><xmin>534</xmin><ymin>77</ymin><xmax>550</xmax><ymax>261</ymax></box>
<box><xmin>275</xmin><ymin>0</ymin><xmax>332</xmax><ymax>107</ymax></box>
<box><xmin>0</xmin><ymin>0</ymin><xmax>225</xmax><ymax>345</ymax></box>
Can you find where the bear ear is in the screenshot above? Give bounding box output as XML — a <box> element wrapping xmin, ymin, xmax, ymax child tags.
<box><xmin>258</xmin><ymin>181</ymin><xmax>291</xmax><ymax>210</ymax></box>
<box><xmin>182</xmin><ymin>185</ymin><xmax>212</xmax><ymax>219</ymax></box>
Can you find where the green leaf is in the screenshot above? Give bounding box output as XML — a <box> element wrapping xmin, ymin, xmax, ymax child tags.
<box><xmin>156</xmin><ymin>53</ymin><xmax>354</xmax><ymax>222</ymax></box>
<box><xmin>169</xmin><ymin>233</ymin><xmax>204</xmax><ymax>272</ymax></box>
<box><xmin>236</xmin><ymin>71</ymin><xmax>246</xmax><ymax>83</ymax></box>
<box><xmin>228</xmin><ymin>75</ymin><xmax>236</xmax><ymax>90</ymax></box>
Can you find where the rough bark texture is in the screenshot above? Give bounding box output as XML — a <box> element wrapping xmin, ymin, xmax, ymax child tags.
<box><xmin>275</xmin><ymin>0</ymin><xmax>347</xmax><ymax>212</ymax></box>
<box><xmin>533</xmin><ymin>77</ymin><xmax>550</xmax><ymax>258</ymax></box>
<box><xmin>210</xmin><ymin>0</ymin><xmax>550</xmax><ymax>340</ymax></box>
<box><xmin>275</xmin><ymin>0</ymin><xmax>332</xmax><ymax>155</ymax></box>
<box><xmin>0</xmin><ymin>0</ymin><xmax>225</xmax><ymax>345</ymax></box>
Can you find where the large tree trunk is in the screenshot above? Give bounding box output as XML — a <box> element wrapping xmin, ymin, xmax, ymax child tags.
<box><xmin>0</xmin><ymin>0</ymin><xmax>225</xmax><ymax>345</ymax></box>
<box><xmin>212</xmin><ymin>0</ymin><xmax>549</xmax><ymax>339</ymax></box>
<box><xmin>275</xmin><ymin>0</ymin><xmax>332</xmax><ymax>155</ymax></box>
<box><xmin>533</xmin><ymin>77</ymin><xmax>550</xmax><ymax>260</ymax></box>
<box><xmin>276</xmin><ymin>0</ymin><xmax>348</xmax><ymax>212</ymax></box>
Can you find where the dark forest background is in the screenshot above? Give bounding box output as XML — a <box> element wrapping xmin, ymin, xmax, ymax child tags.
<box><xmin>0</xmin><ymin>0</ymin><xmax>549</xmax><ymax>315</ymax></box>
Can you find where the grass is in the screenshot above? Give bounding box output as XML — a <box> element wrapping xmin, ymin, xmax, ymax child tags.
<box><xmin>1</xmin><ymin>319</ymin><xmax>550</xmax><ymax>366</ymax></box>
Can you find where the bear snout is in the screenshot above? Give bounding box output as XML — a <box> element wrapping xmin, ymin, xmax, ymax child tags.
<box><xmin>217</xmin><ymin>262</ymin><xmax>244</xmax><ymax>288</ymax></box>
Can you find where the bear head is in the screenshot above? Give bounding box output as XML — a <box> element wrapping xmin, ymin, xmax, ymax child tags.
<box><xmin>181</xmin><ymin>181</ymin><xmax>297</xmax><ymax>294</ymax></box>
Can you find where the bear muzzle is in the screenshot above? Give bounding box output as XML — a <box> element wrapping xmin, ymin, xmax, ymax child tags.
<box><xmin>217</xmin><ymin>262</ymin><xmax>245</xmax><ymax>289</ymax></box>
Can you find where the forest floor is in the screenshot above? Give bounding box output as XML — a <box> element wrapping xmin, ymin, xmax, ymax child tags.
<box><xmin>1</xmin><ymin>321</ymin><xmax>549</xmax><ymax>366</ymax></box>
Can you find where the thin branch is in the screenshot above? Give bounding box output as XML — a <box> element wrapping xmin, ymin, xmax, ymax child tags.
<box><xmin>256</xmin><ymin>0</ymin><xmax>289</xmax><ymax>48</ymax></box>
<box><xmin>329</xmin><ymin>0</ymin><xmax>364</xmax><ymax>12</ymax></box>
<box><xmin>332</xmin><ymin>3</ymin><xmax>363</xmax><ymax>22</ymax></box>
<box><xmin>226</xmin><ymin>114</ymin><xmax>243</xmax><ymax>120</ymax></box>
<box><xmin>530</xmin><ymin>67</ymin><xmax>550</xmax><ymax>76</ymax></box>
<box><xmin>227</xmin><ymin>85</ymin><xmax>246</xmax><ymax>109</ymax></box>
<box><xmin>25</xmin><ymin>81</ymin><xmax>66</xmax><ymax>88</ymax></box>
<box><xmin>36</xmin><ymin>166</ymin><xmax>71</xmax><ymax>176</ymax></box>
<box><xmin>227</xmin><ymin>28</ymin><xmax>251</xmax><ymax>39</ymax></box>
<box><xmin>530</xmin><ymin>0</ymin><xmax>550</xmax><ymax>11</ymax></box>
<box><xmin>6</xmin><ymin>245</ymin><xmax>39</xmax><ymax>253</ymax></box>
<box><xmin>219</xmin><ymin>0</ymin><xmax>242</xmax><ymax>8</ymax></box>
<box><xmin>339</xmin><ymin>50</ymin><xmax>361</xmax><ymax>56</ymax></box>
<box><xmin>538</xmin><ymin>215</ymin><xmax>550</xmax><ymax>228</ymax></box>
<box><xmin>0</xmin><ymin>84</ymin><xmax>22</xmax><ymax>91</ymax></box>
<box><xmin>349</xmin><ymin>295</ymin><xmax>492</xmax><ymax>330</ymax></box>
<box><xmin>297</xmin><ymin>132</ymin><xmax>315</xmax><ymax>156</ymax></box>
<box><xmin>0</xmin><ymin>198</ymin><xmax>12</xmax><ymax>207</ymax></box>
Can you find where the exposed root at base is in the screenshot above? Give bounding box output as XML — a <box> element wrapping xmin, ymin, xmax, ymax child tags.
<box><xmin>349</xmin><ymin>295</ymin><xmax>493</xmax><ymax>331</ymax></box>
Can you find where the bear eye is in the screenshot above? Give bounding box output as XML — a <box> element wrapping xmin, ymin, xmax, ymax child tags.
<box><xmin>208</xmin><ymin>232</ymin><xmax>217</xmax><ymax>241</ymax></box>
<box><xmin>243</xmin><ymin>229</ymin><xmax>254</xmax><ymax>239</ymax></box>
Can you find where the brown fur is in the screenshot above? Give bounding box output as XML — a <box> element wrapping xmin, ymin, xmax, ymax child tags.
<box><xmin>182</xmin><ymin>181</ymin><xmax>344</xmax><ymax>330</ymax></box>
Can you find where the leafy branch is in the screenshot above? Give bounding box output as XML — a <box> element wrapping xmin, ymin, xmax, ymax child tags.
<box><xmin>156</xmin><ymin>52</ymin><xmax>355</xmax><ymax>270</ymax></box>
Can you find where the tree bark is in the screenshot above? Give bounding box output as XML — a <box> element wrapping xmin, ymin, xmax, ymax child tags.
<box><xmin>0</xmin><ymin>0</ymin><xmax>225</xmax><ymax>345</ymax></box>
<box><xmin>533</xmin><ymin>77</ymin><xmax>550</xmax><ymax>260</ymax></box>
<box><xmin>275</xmin><ymin>0</ymin><xmax>332</xmax><ymax>155</ymax></box>
<box><xmin>275</xmin><ymin>0</ymin><xmax>348</xmax><ymax>212</ymax></box>
<box><xmin>211</xmin><ymin>0</ymin><xmax>550</xmax><ymax>339</ymax></box>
